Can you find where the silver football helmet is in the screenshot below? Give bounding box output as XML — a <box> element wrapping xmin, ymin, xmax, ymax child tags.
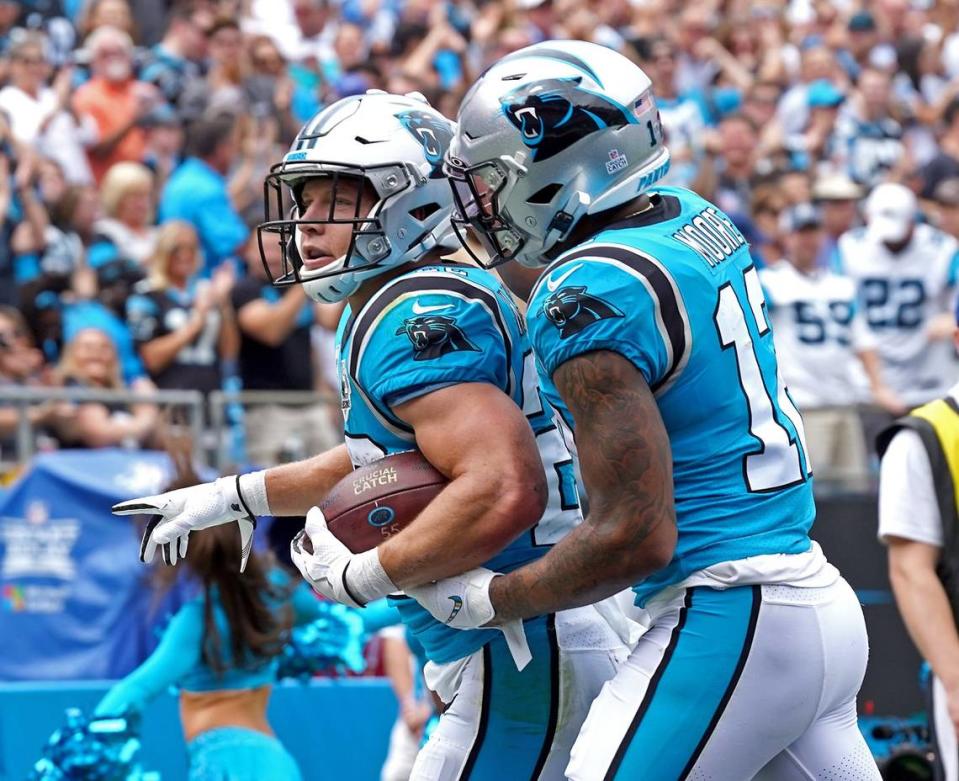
<box><xmin>446</xmin><ymin>40</ymin><xmax>670</xmax><ymax>268</ymax></box>
<box><xmin>258</xmin><ymin>91</ymin><xmax>458</xmax><ymax>303</ymax></box>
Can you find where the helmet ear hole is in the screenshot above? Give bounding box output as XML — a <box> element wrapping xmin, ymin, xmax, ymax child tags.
<box><xmin>409</xmin><ymin>202</ymin><xmax>441</xmax><ymax>221</ymax></box>
<box><xmin>527</xmin><ymin>183</ymin><xmax>563</xmax><ymax>204</ymax></box>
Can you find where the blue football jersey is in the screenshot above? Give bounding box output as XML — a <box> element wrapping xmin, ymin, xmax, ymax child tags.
<box><xmin>526</xmin><ymin>186</ymin><xmax>815</xmax><ymax>607</ymax></box>
<box><xmin>336</xmin><ymin>263</ymin><xmax>582</xmax><ymax>664</ymax></box>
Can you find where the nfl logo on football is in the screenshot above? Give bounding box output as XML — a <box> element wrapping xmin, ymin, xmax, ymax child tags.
<box><xmin>606</xmin><ymin>149</ymin><xmax>628</xmax><ymax>175</ymax></box>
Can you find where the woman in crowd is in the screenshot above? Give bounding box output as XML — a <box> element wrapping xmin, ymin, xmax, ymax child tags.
<box><xmin>12</xmin><ymin>181</ymin><xmax>112</xmax><ymax>279</ymax></box>
<box><xmin>96</xmin><ymin>161</ymin><xmax>158</xmax><ymax>265</ymax></box>
<box><xmin>0</xmin><ymin>305</ymin><xmax>72</xmax><ymax>452</ymax></box>
<box><xmin>54</xmin><ymin>326</ymin><xmax>157</xmax><ymax>448</ymax></box>
<box><xmin>0</xmin><ymin>32</ymin><xmax>94</xmax><ymax>184</ymax></box>
<box><xmin>126</xmin><ymin>220</ymin><xmax>237</xmax><ymax>393</ymax></box>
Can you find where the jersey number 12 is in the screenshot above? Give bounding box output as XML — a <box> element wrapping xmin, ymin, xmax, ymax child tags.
<box><xmin>715</xmin><ymin>267</ymin><xmax>811</xmax><ymax>492</ymax></box>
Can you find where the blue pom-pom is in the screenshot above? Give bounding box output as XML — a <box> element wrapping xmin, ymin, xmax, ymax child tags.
<box><xmin>30</xmin><ymin>708</ymin><xmax>160</xmax><ymax>780</ymax></box>
<box><xmin>277</xmin><ymin>602</ymin><xmax>367</xmax><ymax>681</ymax></box>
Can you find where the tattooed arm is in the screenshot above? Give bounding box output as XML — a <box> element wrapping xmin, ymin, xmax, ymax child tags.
<box><xmin>487</xmin><ymin>350</ymin><xmax>677</xmax><ymax>622</ymax></box>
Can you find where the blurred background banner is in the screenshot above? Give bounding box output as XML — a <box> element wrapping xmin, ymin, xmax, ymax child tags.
<box><xmin>0</xmin><ymin>449</ymin><xmax>174</xmax><ymax>680</ymax></box>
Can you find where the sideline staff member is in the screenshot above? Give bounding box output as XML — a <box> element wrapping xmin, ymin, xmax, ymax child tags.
<box><xmin>878</xmin><ymin>303</ymin><xmax>959</xmax><ymax>780</ymax></box>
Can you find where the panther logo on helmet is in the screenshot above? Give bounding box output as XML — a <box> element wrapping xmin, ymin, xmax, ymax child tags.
<box><xmin>395</xmin><ymin>315</ymin><xmax>479</xmax><ymax>360</ymax></box>
<box><xmin>395</xmin><ymin>110</ymin><xmax>454</xmax><ymax>178</ymax></box>
<box><xmin>501</xmin><ymin>78</ymin><xmax>635</xmax><ymax>163</ymax></box>
<box><xmin>543</xmin><ymin>285</ymin><xmax>624</xmax><ymax>338</ymax></box>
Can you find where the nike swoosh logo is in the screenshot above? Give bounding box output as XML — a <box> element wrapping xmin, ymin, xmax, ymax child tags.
<box><xmin>545</xmin><ymin>263</ymin><xmax>584</xmax><ymax>292</ymax></box>
<box><xmin>411</xmin><ymin>301</ymin><xmax>455</xmax><ymax>315</ymax></box>
<box><xmin>445</xmin><ymin>595</ymin><xmax>464</xmax><ymax>624</ymax></box>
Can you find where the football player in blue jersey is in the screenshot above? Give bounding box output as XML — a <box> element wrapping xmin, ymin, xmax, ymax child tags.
<box><xmin>407</xmin><ymin>41</ymin><xmax>882</xmax><ymax>780</ymax></box>
<box><xmin>113</xmin><ymin>91</ymin><xmax>629</xmax><ymax>780</ymax></box>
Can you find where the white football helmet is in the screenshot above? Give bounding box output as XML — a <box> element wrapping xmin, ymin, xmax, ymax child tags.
<box><xmin>446</xmin><ymin>40</ymin><xmax>670</xmax><ymax>268</ymax></box>
<box><xmin>258</xmin><ymin>91</ymin><xmax>459</xmax><ymax>303</ymax></box>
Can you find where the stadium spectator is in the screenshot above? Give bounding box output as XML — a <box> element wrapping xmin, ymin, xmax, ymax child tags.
<box><xmin>674</xmin><ymin>5</ymin><xmax>718</xmax><ymax>93</ymax></box>
<box><xmin>761</xmin><ymin>203</ymin><xmax>904</xmax><ymax>485</ymax></box>
<box><xmin>72</xmin><ymin>26</ymin><xmax>160</xmax><ymax>184</ymax></box>
<box><xmin>139</xmin><ymin>1</ymin><xmax>212</xmax><ymax>111</ymax></box>
<box><xmin>749</xmin><ymin>184</ymin><xmax>787</xmax><ymax>267</ymax></box>
<box><xmin>63</xmin><ymin>256</ymin><xmax>147</xmax><ymax>385</ymax></box>
<box><xmin>54</xmin><ymin>326</ymin><xmax>157</xmax><ymax>448</ymax></box>
<box><xmin>95</xmin><ymin>161</ymin><xmax>157</xmax><ymax>265</ymax></box>
<box><xmin>126</xmin><ymin>220</ymin><xmax>238</xmax><ymax>393</ymax></box>
<box><xmin>159</xmin><ymin>112</ymin><xmax>248</xmax><ymax>275</ymax></box>
<box><xmin>639</xmin><ymin>36</ymin><xmax>709</xmax><ymax>188</ymax></box>
<box><xmin>246</xmin><ymin>35</ymin><xmax>297</xmax><ymax>138</ymax></box>
<box><xmin>836</xmin><ymin>182</ymin><xmax>959</xmax><ymax>408</ymax></box>
<box><xmin>232</xmin><ymin>234</ymin><xmax>340</xmax><ymax>467</ymax></box>
<box><xmin>796</xmin><ymin>79</ymin><xmax>845</xmax><ymax>167</ymax></box>
<box><xmin>711</xmin><ymin>114</ymin><xmax>759</xmax><ymax>218</ymax></box>
<box><xmin>921</xmin><ymin>96</ymin><xmax>959</xmax><ymax>201</ymax></box>
<box><xmin>813</xmin><ymin>172</ymin><xmax>863</xmax><ymax>266</ymax></box>
<box><xmin>742</xmin><ymin>80</ymin><xmax>787</xmax><ymax>158</ymax></box>
<box><xmin>0</xmin><ymin>124</ymin><xmax>20</xmax><ymax>304</ymax></box>
<box><xmin>838</xmin><ymin>10</ymin><xmax>880</xmax><ymax>83</ymax></box>
<box><xmin>0</xmin><ymin>305</ymin><xmax>71</xmax><ymax>450</ymax></box>
<box><xmin>140</xmin><ymin>102</ymin><xmax>184</xmax><ymax>190</ymax></box>
<box><xmin>0</xmin><ymin>32</ymin><xmax>94</xmax><ymax>184</ymax></box>
<box><xmin>13</xmin><ymin>180</ymin><xmax>118</xmax><ymax>283</ymax></box>
<box><xmin>933</xmin><ymin>178</ymin><xmax>959</xmax><ymax>240</ymax></box>
<box><xmin>833</xmin><ymin>68</ymin><xmax>907</xmax><ymax>187</ymax></box>
<box><xmin>78</xmin><ymin>0</ymin><xmax>139</xmax><ymax>43</ymax></box>
<box><xmin>777</xmin><ymin>45</ymin><xmax>843</xmax><ymax>151</ymax></box>
<box><xmin>204</xmin><ymin>18</ymin><xmax>246</xmax><ymax>111</ymax></box>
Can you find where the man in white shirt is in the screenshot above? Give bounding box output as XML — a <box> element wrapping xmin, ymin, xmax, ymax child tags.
<box><xmin>878</xmin><ymin>313</ymin><xmax>959</xmax><ymax>780</ymax></box>
<box><xmin>762</xmin><ymin>202</ymin><xmax>904</xmax><ymax>485</ymax></box>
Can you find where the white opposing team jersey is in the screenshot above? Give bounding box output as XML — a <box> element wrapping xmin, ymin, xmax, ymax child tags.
<box><xmin>760</xmin><ymin>262</ymin><xmax>874</xmax><ymax>409</ymax></box>
<box><xmin>836</xmin><ymin>223</ymin><xmax>959</xmax><ymax>404</ymax></box>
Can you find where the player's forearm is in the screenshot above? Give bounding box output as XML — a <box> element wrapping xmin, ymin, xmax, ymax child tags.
<box><xmin>264</xmin><ymin>444</ymin><xmax>353</xmax><ymax>515</ymax></box>
<box><xmin>377</xmin><ymin>474</ymin><xmax>542</xmax><ymax>589</ymax></box>
<box><xmin>487</xmin><ymin>505</ymin><xmax>674</xmax><ymax>623</ymax></box>
<box><xmin>890</xmin><ymin>563</ymin><xmax>959</xmax><ymax>687</ymax></box>
<box><xmin>486</xmin><ymin>350</ymin><xmax>676</xmax><ymax>622</ymax></box>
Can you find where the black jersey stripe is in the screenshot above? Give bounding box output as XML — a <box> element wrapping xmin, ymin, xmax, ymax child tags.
<box><xmin>346</xmin><ymin>271</ymin><xmax>516</xmax><ymax>402</ymax></box>
<box><xmin>555</xmin><ymin>243</ymin><xmax>690</xmax><ymax>393</ymax></box>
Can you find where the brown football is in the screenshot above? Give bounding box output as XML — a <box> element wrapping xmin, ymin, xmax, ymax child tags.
<box><xmin>319</xmin><ymin>450</ymin><xmax>448</xmax><ymax>553</ymax></box>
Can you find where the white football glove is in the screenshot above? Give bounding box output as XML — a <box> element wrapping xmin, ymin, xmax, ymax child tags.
<box><xmin>406</xmin><ymin>568</ymin><xmax>532</xmax><ymax>671</ymax></box>
<box><xmin>112</xmin><ymin>472</ymin><xmax>269</xmax><ymax>571</ymax></box>
<box><xmin>290</xmin><ymin>506</ymin><xmax>396</xmax><ymax>608</ymax></box>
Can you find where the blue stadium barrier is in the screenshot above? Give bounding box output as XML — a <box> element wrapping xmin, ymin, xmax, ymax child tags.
<box><xmin>0</xmin><ymin>678</ymin><xmax>396</xmax><ymax>780</ymax></box>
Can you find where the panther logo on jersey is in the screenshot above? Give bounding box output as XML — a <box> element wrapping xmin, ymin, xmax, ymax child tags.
<box><xmin>544</xmin><ymin>286</ymin><xmax>624</xmax><ymax>338</ymax></box>
<box><xmin>395</xmin><ymin>110</ymin><xmax>454</xmax><ymax>178</ymax></box>
<box><xmin>396</xmin><ymin>315</ymin><xmax>479</xmax><ymax>360</ymax></box>
<box><xmin>501</xmin><ymin>77</ymin><xmax>634</xmax><ymax>163</ymax></box>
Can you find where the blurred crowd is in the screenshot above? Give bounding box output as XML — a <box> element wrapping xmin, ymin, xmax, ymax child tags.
<box><xmin>0</xmin><ymin>0</ymin><xmax>958</xmax><ymax>484</ymax></box>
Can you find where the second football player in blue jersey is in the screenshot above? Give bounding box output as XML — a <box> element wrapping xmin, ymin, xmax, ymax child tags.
<box><xmin>411</xmin><ymin>41</ymin><xmax>882</xmax><ymax>781</ymax></box>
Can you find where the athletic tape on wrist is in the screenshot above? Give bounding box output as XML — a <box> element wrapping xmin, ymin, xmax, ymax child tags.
<box><xmin>346</xmin><ymin>548</ymin><xmax>397</xmax><ymax>605</ymax></box>
<box><xmin>237</xmin><ymin>470</ymin><xmax>271</xmax><ymax>517</ymax></box>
